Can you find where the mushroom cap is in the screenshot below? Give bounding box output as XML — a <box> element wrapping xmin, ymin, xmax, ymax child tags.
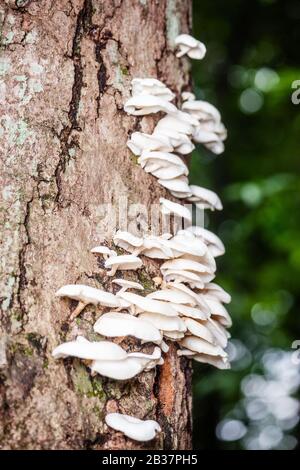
<box><xmin>112</xmin><ymin>279</ymin><xmax>144</xmax><ymax>291</ymax></box>
<box><xmin>182</xmin><ymin>100</ymin><xmax>221</xmax><ymax>123</ymax></box>
<box><xmin>127</xmin><ymin>132</ymin><xmax>173</xmax><ymax>156</ymax></box>
<box><xmin>203</xmin><ymin>282</ymin><xmax>231</xmax><ymax>304</ymax></box>
<box><xmin>180</xmin><ymin>335</ymin><xmax>227</xmax><ymax>357</ymax></box>
<box><xmin>153</xmin><ymin>128</ymin><xmax>195</xmax><ymax>154</ymax></box>
<box><xmin>175</xmin><ymin>34</ymin><xmax>207</xmax><ymax>60</ymax></box>
<box><xmin>90</xmin><ymin>357</ymin><xmax>144</xmax><ymax>380</ymax></box>
<box><xmin>91</xmin><ymin>245</ymin><xmax>117</xmax><ymax>257</ymax></box>
<box><xmin>169</xmin><ymin>303</ymin><xmax>209</xmax><ymax>320</ymax></box>
<box><xmin>105</xmin><ymin>413</ymin><xmax>161</xmax><ymax>442</ymax></box>
<box><xmin>161</xmin><ymin>258</ymin><xmax>214</xmax><ymax>275</ymax></box>
<box><xmin>139</xmin><ymin>312</ymin><xmax>187</xmax><ymax>333</ymax></box>
<box><xmin>118</xmin><ymin>291</ymin><xmax>178</xmax><ymax>317</ymax></box>
<box><xmin>124</xmin><ymin>94</ymin><xmax>177</xmax><ymax>116</ymax></box>
<box><xmin>184</xmin><ymin>318</ymin><xmax>214</xmax><ymax>343</ymax></box>
<box><xmin>165</xmin><ymin>281</ymin><xmax>211</xmax><ymax>314</ymax></box>
<box><xmin>55</xmin><ymin>284</ymin><xmax>122</xmax><ymax>308</ymax></box>
<box><xmin>105</xmin><ymin>255</ymin><xmax>143</xmax><ymax>275</ymax></box>
<box><xmin>160</xmin><ymin>198</ymin><xmax>192</xmax><ymax>222</ymax></box>
<box><xmin>193</xmin><ymin>353</ymin><xmax>231</xmax><ymax>370</ymax></box>
<box><xmin>154</xmin><ymin>114</ymin><xmax>195</xmax><ymax>136</ymax></box>
<box><xmin>187</xmin><ymin>226</ymin><xmax>225</xmax><ymax>257</ymax></box>
<box><xmin>93</xmin><ymin>312</ymin><xmax>163</xmax><ymax>344</ymax></box>
<box><xmin>181</xmin><ymin>91</ymin><xmax>196</xmax><ymax>102</ymax></box>
<box><xmin>147</xmin><ymin>288</ymin><xmax>198</xmax><ymax>305</ymax></box>
<box><xmin>187</xmin><ymin>185</ymin><xmax>223</xmax><ymax>211</ymax></box>
<box><xmin>131</xmin><ymin>78</ymin><xmax>175</xmax><ymax>102</ymax></box>
<box><xmin>52</xmin><ymin>336</ymin><xmax>127</xmax><ymax>361</ymax></box>
<box><xmin>139</xmin><ymin>151</ymin><xmax>188</xmax><ymax>179</ymax></box>
<box><xmin>204</xmin><ymin>298</ymin><xmax>232</xmax><ymax>327</ymax></box>
<box><xmin>158</xmin><ymin>175</ymin><xmax>192</xmax><ymax>198</ymax></box>
<box><xmin>192</xmin><ymin>128</ymin><xmax>225</xmax><ymax>155</ymax></box>
<box><xmin>113</xmin><ymin>230</ymin><xmax>144</xmax><ymax>252</ymax></box>
<box><xmin>205</xmin><ymin>318</ymin><xmax>230</xmax><ymax>349</ymax></box>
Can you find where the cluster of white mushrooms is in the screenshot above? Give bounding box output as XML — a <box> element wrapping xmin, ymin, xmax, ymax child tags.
<box><xmin>52</xmin><ymin>34</ymin><xmax>231</xmax><ymax>443</ymax></box>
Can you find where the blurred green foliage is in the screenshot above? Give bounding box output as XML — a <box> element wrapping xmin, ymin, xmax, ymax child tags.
<box><xmin>191</xmin><ymin>0</ymin><xmax>300</xmax><ymax>449</ymax></box>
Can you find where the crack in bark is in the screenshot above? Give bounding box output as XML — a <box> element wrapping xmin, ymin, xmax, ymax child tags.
<box><xmin>16</xmin><ymin>196</ymin><xmax>33</xmax><ymax>322</ymax></box>
<box><xmin>54</xmin><ymin>0</ymin><xmax>93</xmax><ymax>206</ymax></box>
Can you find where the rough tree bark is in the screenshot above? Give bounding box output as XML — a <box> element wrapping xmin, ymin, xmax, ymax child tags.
<box><xmin>0</xmin><ymin>0</ymin><xmax>192</xmax><ymax>450</ymax></box>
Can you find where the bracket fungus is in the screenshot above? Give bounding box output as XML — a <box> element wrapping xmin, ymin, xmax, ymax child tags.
<box><xmin>175</xmin><ymin>34</ymin><xmax>207</xmax><ymax>60</ymax></box>
<box><xmin>55</xmin><ymin>284</ymin><xmax>125</xmax><ymax>320</ymax></box>
<box><xmin>105</xmin><ymin>413</ymin><xmax>161</xmax><ymax>442</ymax></box>
<box><xmin>52</xmin><ymin>336</ymin><xmax>127</xmax><ymax>361</ymax></box>
<box><xmin>138</xmin><ymin>151</ymin><xmax>188</xmax><ymax>180</ymax></box>
<box><xmin>187</xmin><ymin>226</ymin><xmax>225</xmax><ymax>257</ymax></box>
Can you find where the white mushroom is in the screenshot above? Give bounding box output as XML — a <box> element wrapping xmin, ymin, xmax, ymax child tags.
<box><xmin>161</xmin><ymin>258</ymin><xmax>215</xmax><ymax>281</ymax></box>
<box><xmin>154</xmin><ymin>113</ymin><xmax>197</xmax><ymax>136</ymax></box>
<box><xmin>187</xmin><ymin>226</ymin><xmax>225</xmax><ymax>257</ymax></box>
<box><xmin>204</xmin><ymin>298</ymin><xmax>232</xmax><ymax>327</ymax></box>
<box><xmin>181</xmin><ymin>91</ymin><xmax>196</xmax><ymax>102</ymax></box>
<box><xmin>90</xmin><ymin>347</ymin><xmax>162</xmax><ymax>380</ymax></box>
<box><xmin>105</xmin><ymin>255</ymin><xmax>143</xmax><ymax>276</ymax></box>
<box><xmin>182</xmin><ymin>99</ymin><xmax>221</xmax><ymax>124</ymax></box>
<box><xmin>124</xmin><ymin>95</ymin><xmax>177</xmax><ymax>116</ymax></box>
<box><xmin>91</xmin><ymin>245</ymin><xmax>117</xmax><ymax>259</ymax></box>
<box><xmin>127</xmin><ymin>132</ymin><xmax>173</xmax><ymax>156</ymax></box>
<box><xmin>192</xmin><ymin>128</ymin><xmax>225</xmax><ymax>155</ymax></box>
<box><xmin>139</xmin><ymin>151</ymin><xmax>188</xmax><ymax>179</ymax></box>
<box><xmin>112</xmin><ymin>279</ymin><xmax>144</xmax><ymax>293</ymax></box>
<box><xmin>105</xmin><ymin>413</ymin><xmax>161</xmax><ymax>442</ymax></box>
<box><xmin>193</xmin><ymin>354</ymin><xmax>230</xmax><ymax>370</ymax></box>
<box><xmin>55</xmin><ymin>284</ymin><xmax>124</xmax><ymax>320</ymax></box>
<box><xmin>180</xmin><ymin>335</ymin><xmax>227</xmax><ymax>357</ymax></box>
<box><xmin>187</xmin><ymin>185</ymin><xmax>223</xmax><ymax>211</ymax></box>
<box><xmin>117</xmin><ymin>291</ymin><xmax>178</xmax><ymax>317</ymax></box>
<box><xmin>183</xmin><ymin>318</ymin><xmax>215</xmax><ymax>343</ymax></box>
<box><xmin>164</xmin><ymin>281</ymin><xmax>211</xmax><ymax>314</ymax></box>
<box><xmin>175</xmin><ymin>34</ymin><xmax>207</xmax><ymax>60</ymax></box>
<box><xmin>93</xmin><ymin>312</ymin><xmax>163</xmax><ymax>346</ymax></box>
<box><xmin>205</xmin><ymin>317</ymin><xmax>230</xmax><ymax>349</ymax></box>
<box><xmin>160</xmin><ymin>198</ymin><xmax>192</xmax><ymax>222</ymax></box>
<box><xmin>131</xmin><ymin>78</ymin><xmax>175</xmax><ymax>101</ymax></box>
<box><xmin>202</xmin><ymin>282</ymin><xmax>231</xmax><ymax>304</ymax></box>
<box><xmin>158</xmin><ymin>175</ymin><xmax>192</xmax><ymax>199</ymax></box>
<box><xmin>139</xmin><ymin>312</ymin><xmax>187</xmax><ymax>334</ymax></box>
<box><xmin>113</xmin><ymin>230</ymin><xmax>144</xmax><ymax>253</ymax></box>
<box><xmin>52</xmin><ymin>336</ymin><xmax>127</xmax><ymax>361</ymax></box>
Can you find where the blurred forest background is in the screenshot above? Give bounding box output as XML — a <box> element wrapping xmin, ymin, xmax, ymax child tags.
<box><xmin>191</xmin><ymin>0</ymin><xmax>300</xmax><ymax>450</ymax></box>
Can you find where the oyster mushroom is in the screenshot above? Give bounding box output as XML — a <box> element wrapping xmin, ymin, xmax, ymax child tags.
<box><xmin>117</xmin><ymin>291</ymin><xmax>178</xmax><ymax>317</ymax></box>
<box><xmin>55</xmin><ymin>284</ymin><xmax>125</xmax><ymax>320</ymax></box>
<box><xmin>91</xmin><ymin>245</ymin><xmax>117</xmax><ymax>259</ymax></box>
<box><xmin>187</xmin><ymin>185</ymin><xmax>223</xmax><ymax>211</ymax></box>
<box><xmin>105</xmin><ymin>255</ymin><xmax>143</xmax><ymax>276</ymax></box>
<box><xmin>160</xmin><ymin>197</ymin><xmax>192</xmax><ymax>222</ymax></box>
<box><xmin>175</xmin><ymin>34</ymin><xmax>207</xmax><ymax>60</ymax></box>
<box><xmin>93</xmin><ymin>312</ymin><xmax>163</xmax><ymax>346</ymax></box>
<box><xmin>52</xmin><ymin>336</ymin><xmax>127</xmax><ymax>361</ymax></box>
<box><xmin>127</xmin><ymin>132</ymin><xmax>173</xmax><ymax>156</ymax></box>
<box><xmin>131</xmin><ymin>78</ymin><xmax>175</xmax><ymax>101</ymax></box>
<box><xmin>105</xmin><ymin>413</ymin><xmax>161</xmax><ymax>442</ymax></box>
<box><xmin>187</xmin><ymin>226</ymin><xmax>225</xmax><ymax>257</ymax></box>
<box><xmin>124</xmin><ymin>94</ymin><xmax>177</xmax><ymax>116</ymax></box>
<box><xmin>112</xmin><ymin>279</ymin><xmax>144</xmax><ymax>293</ymax></box>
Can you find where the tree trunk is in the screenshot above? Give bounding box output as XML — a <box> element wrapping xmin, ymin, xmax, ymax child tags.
<box><xmin>0</xmin><ymin>0</ymin><xmax>192</xmax><ymax>450</ymax></box>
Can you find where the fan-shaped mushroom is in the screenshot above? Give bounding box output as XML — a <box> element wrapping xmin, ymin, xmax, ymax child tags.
<box><xmin>105</xmin><ymin>413</ymin><xmax>161</xmax><ymax>442</ymax></box>
<box><xmin>175</xmin><ymin>34</ymin><xmax>206</xmax><ymax>60</ymax></box>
